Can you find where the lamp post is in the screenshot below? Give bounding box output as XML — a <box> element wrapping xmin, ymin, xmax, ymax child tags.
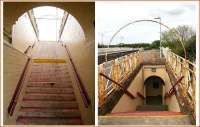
<box><xmin>154</xmin><ymin>17</ymin><xmax>161</xmax><ymax>58</ymax></box>
<box><xmin>101</xmin><ymin>31</ymin><xmax>113</xmax><ymax>62</ymax></box>
<box><xmin>100</xmin><ymin>33</ymin><xmax>104</xmax><ymax>45</ymax></box>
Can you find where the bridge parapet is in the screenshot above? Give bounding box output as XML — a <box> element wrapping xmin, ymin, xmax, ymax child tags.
<box><xmin>162</xmin><ymin>48</ymin><xmax>196</xmax><ymax>118</ymax></box>
<box><xmin>98</xmin><ymin>50</ymin><xmax>141</xmax><ymax>107</ymax></box>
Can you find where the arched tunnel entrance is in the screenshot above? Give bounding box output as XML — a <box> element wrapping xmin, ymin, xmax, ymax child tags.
<box><xmin>144</xmin><ymin>76</ymin><xmax>164</xmax><ymax>105</ymax></box>
<box><xmin>4</xmin><ymin>2</ymin><xmax>94</xmax><ymax>125</ymax></box>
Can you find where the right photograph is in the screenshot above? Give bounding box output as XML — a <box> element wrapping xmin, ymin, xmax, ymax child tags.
<box><xmin>97</xmin><ymin>1</ymin><xmax>197</xmax><ymax>125</ymax></box>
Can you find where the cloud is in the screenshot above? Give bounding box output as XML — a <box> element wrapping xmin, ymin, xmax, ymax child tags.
<box><xmin>183</xmin><ymin>4</ymin><xmax>195</xmax><ymax>11</ymax></box>
<box><xmin>150</xmin><ymin>8</ymin><xmax>186</xmax><ymax>17</ymax></box>
<box><xmin>163</xmin><ymin>8</ymin><xmax>186</xmax><ymax>15</ymax></box>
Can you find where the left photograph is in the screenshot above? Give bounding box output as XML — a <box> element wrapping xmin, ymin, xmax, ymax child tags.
<box><xmin>3</xmin><ymin>2</ymin><xmax>94</xmax><ymax>125</ymax></box>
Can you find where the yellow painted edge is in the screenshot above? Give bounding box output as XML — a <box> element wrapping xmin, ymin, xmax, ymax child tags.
<box><xmin>32</xmin><ymin>58</ymin><xmax>66</xmax><ymax>63</ymax></box>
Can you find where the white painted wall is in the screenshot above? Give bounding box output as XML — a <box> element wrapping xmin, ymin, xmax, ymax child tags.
<box><xmin>61</xmin><ymin>14</ymin><xmax>85</xmax><ymax>43</ymax></box>
<box><xmin>12</xmin><ymin>13</ymin><xmax>37</xmax><ymax>53</ymax></box>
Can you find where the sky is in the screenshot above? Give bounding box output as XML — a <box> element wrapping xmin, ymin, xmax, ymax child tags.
<box><xmin>96</xmin><ymin>1</ymin><xmax>197</xmax><ymax>45</ymax></box>
<box><xmin>33</xmin><ymin>6</ymin><xmax>64</xmax><ymax>41</ymax></box>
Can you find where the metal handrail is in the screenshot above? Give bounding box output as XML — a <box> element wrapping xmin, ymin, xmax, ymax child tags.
<box><xmin>165</xmin><ymin>76</ymin><xmax>184</xmax><ymax>98</ymax></box>
<box><xmin>64</xmin><ymin>45</ymin><xmax>91</xmax><ymax>108</ymax></box>
<box><xmin>100</xmin><ymin>73</ymin><xmax>135</xmax><ymax>99</ymax></box>
<box><xmin>8</xmin><ymin>58</ymin><xmax>30</xmax><ymax>116</ymax></box>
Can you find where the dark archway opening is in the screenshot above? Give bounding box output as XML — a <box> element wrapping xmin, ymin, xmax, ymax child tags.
<box><xmin>144</xmin><ymin>76</ymin><xmax>164</xmax><ymax>105</ymax></box>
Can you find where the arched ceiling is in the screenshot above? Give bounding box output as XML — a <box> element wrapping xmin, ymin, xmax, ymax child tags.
<box><xmin>4</xmin><ymin>2</ymin><xmax>94</xmax><ymax>41</ymax></box>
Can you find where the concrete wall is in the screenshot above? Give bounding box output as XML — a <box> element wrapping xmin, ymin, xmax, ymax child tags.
<box><xmin>3</xmin><ymin>43</ymin><xmax>28</xmax><ymax>123</ymax></box>
<box><xmin>12</xmin><ymin>13</ymin><xmax>37</xmax><ymax>53</ymax></box>
<box><xmin>111</xmin><ymin>68</ymin><xmax>144</xmax><ymax>113</ymax></box>
<box><xmin>143</xmin><ymin>65</ymin><xmax>180</xmax><ymax>112</ymax></box>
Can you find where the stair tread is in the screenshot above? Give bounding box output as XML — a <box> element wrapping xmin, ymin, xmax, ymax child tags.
<box><xmin>27</xmin><ymin>83</ymin><xmax>72</xmax><ymax>88</ymax></box>
<box><xmin>23</xmin><ymin>93</ymin><xmax>75</xmax><ymax>101</ymax></box>
<box><xmin>17</xmin><ymin>116</ymin><xmax>82</xmax><ymax>125</ymax></box>
<box><xmin>25</xmin><ymin>87</ymin><xmax>74</xmax><ymax>94</ymax></box>
<box><xmin>22</xmin><ymin>100</ymin><xmax>79</xmax><ymax>108</ymax></box>
<box><xmin>109</xmin><ymin>111</ymin><xmax>184</xmax><ymax>116</ymax></box>
<box><xmin>19</xmin><ymin>107</ymin><xmax>81</xmax><ymax>117</ymax></box>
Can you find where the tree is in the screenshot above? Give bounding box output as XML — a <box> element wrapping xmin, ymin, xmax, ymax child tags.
<box><xmin>161</xmin><ymin>25</ymin><xmax>196</xmax><ymax>61</ymax></box>
<box><xmin>150</xmin><ymin>40</ymin><xmax>160</xmax><ymax>49</ymax></box>
<box><xmin>185</xmin><ymin>35</ymin><xmax>196</xmax><ymax>62</ymax></box>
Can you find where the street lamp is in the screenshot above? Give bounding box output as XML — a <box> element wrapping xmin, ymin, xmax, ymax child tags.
<box><xmin>100</xmin><ymin>31</ymin><xmax>113</xmax><ymax>62</ymax></box>
<box><xmin>154</xmin><ymin>17</ymin><xmax>162</xmax><ymax>58</ymax></box>
<box><xmin>100</xmin><ymin>33</ymin><xmax>104</xmax><ymax>45</ymax></box>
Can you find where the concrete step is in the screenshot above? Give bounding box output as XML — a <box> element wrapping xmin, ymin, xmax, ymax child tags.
<box><xmin>18</xmin><ymin>107</ymin><xmax>81</xmax><ymax>118</ymax></box>
<box><xmin>136</xmin><ymin>105</ymin><xmax>168</xmax><ymax>111</ymax></box>
<box><xmin>109</xmin><ymin>111</ymin><xmax>183</xmax><ymax>116</ymax></box>
<box><xmin>23</xmin><ymin>93</ymin><xmax>76</xmax><ymax>101</ymax></box>
<box><xmin>29</xmin><ymin>75</ymin><xmax>71</xmax><ymax>81</ymax></box>
<box><xmin>17</xmin><ymin>117</ymin><xmax>82</xmax><ymax>125</ymax></box>
<box><xmin>15</xmin><ymin>43</ymin><xmax>83</xmax><ymax>125</ymax></box>
<box><xmin>25</xmin><ymin>87</ymin><xmax>74</xmax><ymax>94</ymax></box>
<box><xmin>22</xmin><ymin>101</ymin><xmax>78</xmax><ymax>109</ymax></box>
<box><xmin>99</xmin><ymin>112</ymin><xmax>192</xmax><ymax>125</ymax></box>
<box><xmin>30</xmin><ymin>71</ymin><xmax>70</xmax><ymax>76</ymax></box>
<box><xmin>27</xmin><ymin>82</ymin><xmax>72</xmax><ymax>88</ymax></box>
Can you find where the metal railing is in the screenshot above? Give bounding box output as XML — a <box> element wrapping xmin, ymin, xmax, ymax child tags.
<box><xmin>162</xmin><ymin>47</ymin><xmax>196</xmax><ymax>117</ymax></box>
<box><xmin>98</xmin><ymin>50</ymin><xmax>141</xmax><ymax>107</ymax></box>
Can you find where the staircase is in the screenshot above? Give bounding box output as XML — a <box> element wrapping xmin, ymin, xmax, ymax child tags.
<box><xmin>99</xmin><ymin>104</ymin><xmax>193</xmax><ymax>125</ymax></box>
<box><xmin>141</xmin><ymin>50</ymin><xmax>165</xmax><ymax>65</ymax></box>
<box><xmin>99</xmin><ymin>111</ymin><xmax>193</xmax><ymax>125</ymax></box>
<box><xmin>98</xmin><ymin>49</ymin><xmax>195</xmax><ymax>125</ymax></box>
<box><xmin>136</xmin><ymin>105</ymin><xmax>168</xmax><ymax>111</ymax></box>
<box><xmin>15</xmin><ymin>42</ymin><xmax>82</xmax><ymax>125</ymax></box>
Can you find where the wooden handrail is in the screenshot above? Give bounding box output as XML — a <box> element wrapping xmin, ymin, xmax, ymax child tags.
<box><xmin>99</xmin><ymin>73</ymin><xmax>135</xmax><ymax>99</ymax></box>
<box><xmin>165</xmin><ymin>76</ymin><xmax>184</xmax><ymax>99</ymax></box>
<box><xmin>64</xmin><ymin>45</ymin><xmax>91</xmax><ymax>108</ymax></box>
<box><xmin>8</xmin><ymin>58</ymin><xmax>30</xmax><ymax>116</ymax></box>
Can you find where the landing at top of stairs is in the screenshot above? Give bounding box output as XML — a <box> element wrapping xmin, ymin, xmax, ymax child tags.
<box><xmin>99</xmin><ymin>111</ymin><xmax>193</xmax><ymax>125</ymax></box>
<box><xmin>108</xmin><ymin>111</ymin><xmax>184</xmax><ymax>116</ymax></box>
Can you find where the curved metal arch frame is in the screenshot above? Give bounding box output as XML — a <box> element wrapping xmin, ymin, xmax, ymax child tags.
<box><xmin>107</xmin><ymin>19</ymin><xmax>187</xmax><ymax>60</ymax></box>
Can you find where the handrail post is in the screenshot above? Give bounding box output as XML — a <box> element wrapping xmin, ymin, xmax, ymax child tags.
<box><xmin>98</xmin><ymin>64</ymin><xmax>106</xmax><ymax>107</ymax></box>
